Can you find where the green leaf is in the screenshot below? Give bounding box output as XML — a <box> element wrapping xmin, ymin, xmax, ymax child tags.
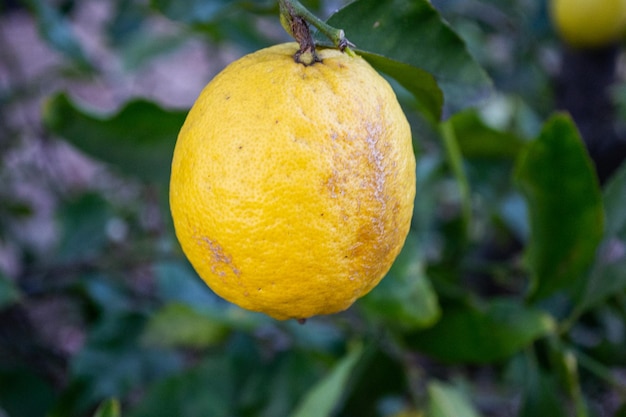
<box><xmin>358</xmin><ymin>51</ymin><xmax>443</xmax><ymax>121</ymax></box>
<box><xmin>291</xmin><ymin>344</ymin><xmax>364</xmax><ymax>417</ymax></box>
<box><xmin>150</xmin><ymin>0</ymin><xmax>231</xmax><ymax>24</ymax></box>
<box><xmin>141</xmin><ymin>303</ymin><xmax>230</xmax><ymax>349</ymax></box>
<box><xmin>574</xmin><ymin>248</ymin><xmax>626</xmax><ymax>317</ymax></box>
<box><xmin>129</xmin><ymin>357</ymin><xmax>234</xmax><ymax>417</ymax></box>
<box><xmin>449</xmin><ymin>110</ymin><xmax>526</xmax><ymax>161</ymax></box>
<box><xmin>405</xmin><ymin>299</ymin><xmax>555</xmax><ymax>363</ymax></box>
<box><xmin>360</xmin><ymin>233</ymin><xmax>440</xmax><ymax>330</ymax></box>
<box><xmin>43</xmin><ymin>93</ymin><xmax>186</xmax><ymax>185</ymax></box>
<box><xmin>340</xmin><ymin>349</ymin><xmax>409</xmax><ymax>417</ymax></box>
<box><xmin>0</xmin><ymin>273</ymin><xmax>20</xmax><ymax>310</ymax></box>
<box><xmin>448</xmin><ymin>109</ymin><xmax>529</xmax><ymax>239</ymax></box>
<box><xmin>56</xmin><ymin>193</ymin><xmax>110</xmax><ymax>262</ymax></box>
<box><xmin>71</xmin><ymin>312</ymin><xmax>182</xmax><ymax>411</ymax></box>
<box><xmin>151</xmin><ymin>0</ymin><xmax>276</xmax><ymax>51</ymax></box>
<box><xmin>602</xmin><ymin>160</ymin><xmax>626</xmax><ymax>238</ymax></box>
<box><xmin>509</xmin><ymin>352</ymin><xmax>568</xmax><ymax>417</ymax></box>
<box><xmin>515</xmin><ymin>114</ymin><xmax>604</xmax><ymax>301</ymax></box>
<box><xmin>107</xmin><ymin>0</ymin><xmax>147</xmax><ymax>47</ymax></box>
<box><xmin>153</xmin><ymin>261</ymin><xmax>219</xmax><ymax>308</ymax></box>
<box><xmin>427</xmin><ymin>381</ymin><xmax>482</xmax><ymax>417</ymax></box>
<box><xmin>93</xmin><ymin>399</ymin><xmax>121</xmax><ymax>417</ymax></box>
<box><xmin>81</xmin><ymin>274</ymin><xmax>134</xmax><ymax>314</ymax></box>
<box><xmin>325</xmin><ymin>0</ymin><xmax>492</xmax><ymax>118</ymax></box>
<box><xmin>120</xmin><ymin>32</ymin><xmax>189</xmax><ymax>71</ymax></box>
<box><xmin>21</xmin><ymin>0</ymin><xmax>90</xmax><ymax>68</ymax></box>
<box><xmin>573</xmin><ymin>161</ymin><xmax>626</xmax><ymax>312</ymax></box>
<box><xmin>153</xmin><ymin>261</ymin><xmax>269</xmax><ymax>330</ymax></box>
<box><xmin>0</xmin><ymin>199</ymin><xmax>33</xmax><ymax>218</ymax></box>
<box><xmin>232</xmin><ymin>341</ymin><xmax>327</xmax><ymax>417</ymax></box>
<box><xmin>439</xmin><ymin>119</ymin><xmax>472</xmax><ymax>236</ymax></box>
<box><xmin>0</xmin><ymin>368</ymin><xmax>56</xmax><ymax>417</ymax></box>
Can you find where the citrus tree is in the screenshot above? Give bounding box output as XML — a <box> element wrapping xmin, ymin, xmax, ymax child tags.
<box><xmin>1</xmin><ymin>0</ymin><xmax>626</xmax><ymax>416</ymax></box>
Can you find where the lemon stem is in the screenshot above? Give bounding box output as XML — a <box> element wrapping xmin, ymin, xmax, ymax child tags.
<box><xmin>278</xmin><ymin>0</ymin><xmax>356</xmax><ymax>64</ymax></box>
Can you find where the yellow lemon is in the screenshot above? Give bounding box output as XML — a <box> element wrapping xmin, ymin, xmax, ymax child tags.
<box><xmin>550</xmin><ymin>0</ymin><xmax>626</xmax><ymax>48</ymax></box>
<box><xmin>169</xmin><ymin>43</ymin><xmax>415</xmax><ymax>320</ymax></box>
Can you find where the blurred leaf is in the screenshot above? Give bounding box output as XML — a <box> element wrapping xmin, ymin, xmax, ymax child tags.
<box><xmin>0</xmin><ymin>368</ymin><xmax>56</xmax><ymax>417</ymax></box>
<box><xmin>448</xmin><ymin>109</ymin><xmax>529</xmax><ymax>241</ymax></box>
<box><xmin>439</xmin><ymin>119</ymin><xmax>472</xmax><ymax>236</ymax></box>
<box><xmin>150</xmin><ymin>0</ymin><xmax>275</xmax><ymax>49</ymax></box>
<box><xmin>392</xmin><ymin>411</ymin><xmax>424</xmax><ymax>417</ymax></box>
<box><xmin>515</xmin><ymin>114</ymin><xmax>604</xmax><ymax>301</ymax></box>
<box><xmin>573</xmin><ymin>161</ymin><xmax>626</xmax><ymax>313</ymax></box>
<box><xmin>611</xmin><ymin>83</ymin><xmax>626</xmax><ymax>122</ymax></box>
<box><xmin>120</xmin><ymin>32</ymin><xmax>188</xmax><ymax>71</ymax></box>
<box><xmin>153</xmin><ymin>261</ymin><xmax>218</xmax><ymax>308</ymax></box>
<box><xmin>81</xmin><ymin>274</ymin><xmax>133</xmax><ymax>314</ymax></box>
<box><xmin>21</xmin><ymin>0</ymin><xmax>90</xmax><ymax>68</ymax></box>
<box><xmin>412</xmin><ymin>155</ymin><xmax>444</xmax><ymax>231</ymax></box>
<box><xmin>129</xmin><ymin>357</ymin><xmax>234</xmax><ymax>417</ymax></box>
<box><xmin>150</xmin><ymin>0</ymin><xmax>231</xmax><ymax>24</ymax></box>
<box><xmin>357</xmin><ymin>52</ymin><xmax>443</xmax><ymax>121</ymax></box>
<box><xmin>0</xmin><ymin>273</ymin><xmax>20</xmax><ymax>310</ymax></box>
<box><xmin>360</xmin><ymin>233</ymin><xmax>440</xmax><ymax>330</ymax></box>
<box><xmin>406</xmin><ymin>299</ymin><xmax>555</xmax><ymax>363</ymax></box>
<box><xmin>325</xmin><ymin>0</ymin><xmax>492</xmax><ymax>118</ymax></box>
<box><xmin>108</xmin><ymin>0</ymin><xmax>147</xmax><ymax>47</ymax></box>
<box><xmin>71</xmin><ymin>312</ymin><xmax>182</xmax><ymax>412</ymax></box>
<box><xmin>43</xmin><ymin>93</ymin><xmax>186</xmax><ymax>185</ymax></box>
<box><xmin>449</xmin><ymin>110</ymin><xmax>526</xmax><ymax>160</ymax></box>
<box><xmin>426</xmin><ymin>381</ymin><xmax>482</xmax><ymax>417</ymax></box>
<box><xmin>340</xmin><ymin>348</ymin><xmax>408</xmax><ymax>417</ymax></box>
<box><xmin>150</xmin><ymin>0</ymin><xmax>277</xmax><ymax>26</ymax></box>
<box><xmin>154</xmin><ymin>261</ymin><xmax>269</xmax><ymax>330</ymax></box>
<box><xmin>56</xmin><ymin>193</ymin><xmax>110</xmax><ymax>262</ymax></box>
<box><xmin>499</xmin><ymin>192</ymin><xmax>530</xmax><ymax>242</ymax></box>
<box><xmin>0</xmin><ymin>199</ymin><xmax>33</xmax><ymax>218</ymax></box>
<box><xmin>141</xmin><ymin>303</ymin><xmax>230</xmax><ymax>349</ymax></box>
<box><xmin>511</xmin><ymin>352</ymin><xmax>568</xmax><ymax>417</ymax></box>
<box><xmin>291</xmin><ymin>344</ymin><xmax>364</xmax><ymax>417</ymax></box>
<box><xmin>559</xmin><ymin>350</ymin><xmax>588</xmax><ymax>417</ymax></box>
<box><xmin>231</xmin><ymin>337</ymin><xmax>327</xmax><ymax>417</ymax></box>
<box><xmin>281</xmin><ymin>318</ymin><xmax>344</xmax><ymax>353</ymax></box>
<box><xmin>602</xmin><ymin>160</ymin><xmax>626</xmax><ymax>238</ymax></box>
<box><xmin>93</xmin><ymin>398</ymin><xmax>121</xmax><ymax>417</ymax></box>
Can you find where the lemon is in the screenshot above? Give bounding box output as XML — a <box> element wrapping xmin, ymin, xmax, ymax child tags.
<box><xmin>169</xmin><ymin>43</ymin><xmax>416</xmax><ymax>320</ymax></box>
<box><xmin>550</xmin><ymin>0</ymin><xmax>626</xmax><ymax>48</ymax></box>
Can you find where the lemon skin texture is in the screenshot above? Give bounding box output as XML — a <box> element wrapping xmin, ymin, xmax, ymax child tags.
<box><xmin>169</xmin><ymin>43</ymin><xmax>416</xmax><ymax>320</ymax></box>
<box><xmin>550</xmin><ymin>0</ymin><xmax>626</xmax><ymax>48</ymax></box>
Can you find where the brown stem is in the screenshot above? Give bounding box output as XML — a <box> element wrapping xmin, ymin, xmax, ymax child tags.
<box><xmin>280</xmin><ymin>0</ymin><xmax>321</xmax><ymax>65</ymax></box>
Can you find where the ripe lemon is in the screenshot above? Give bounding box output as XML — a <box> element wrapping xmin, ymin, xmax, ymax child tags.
<box><xmin>169</xmin><ymin>43</ymin><xmax>416</xmax><ymax>320</ymax></box>
<box><xmin>550</xmin><ymin>0</ymin><xmax>626</xmax><ymax>48</ymax></box>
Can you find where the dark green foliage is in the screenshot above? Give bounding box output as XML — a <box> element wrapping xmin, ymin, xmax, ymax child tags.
<box><xmin>2</xmin><ymin>0</ymin><xmax>626</xmax><ymax>416</ymax></box>
<box><xmin>44</xmin><ymin>94</ymin><xmax>186</xmax><ymax>185</ymax></box>
<box><xmin>516</xmin><ymin>114</ymin><xmax>604</xmax><ymax>302</ymax></box>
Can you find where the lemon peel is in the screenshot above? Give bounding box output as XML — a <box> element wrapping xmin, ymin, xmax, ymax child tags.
<box><xmin>170</xmin><ymin>43</ymin><xmax>416</xmax><ymax>320</ymax></box>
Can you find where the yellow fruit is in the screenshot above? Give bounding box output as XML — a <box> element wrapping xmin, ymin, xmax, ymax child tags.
<box><xmin>550</xmin><ymin>0</ymin><xmax>626</xmax><ymax>48</ymax></box>
<box><xmin>169</xmin><ymin>42</ymin><xmax>415</xmax><ymax>320</ymax></box>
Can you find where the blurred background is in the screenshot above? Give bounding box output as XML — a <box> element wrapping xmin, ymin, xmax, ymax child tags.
<box><xmin>1</xmin><ymin>0</ymin><xmax>626</xmax><ymax>416</ymax></box>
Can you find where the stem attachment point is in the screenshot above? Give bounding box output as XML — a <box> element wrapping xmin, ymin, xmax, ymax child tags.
<box><xmin>279</xmin><ymin>0</ymin><xmax>356</xmax><ymax>64</ymax></box>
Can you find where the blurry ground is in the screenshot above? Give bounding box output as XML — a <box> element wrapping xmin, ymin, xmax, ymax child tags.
<box><xmin>0</xmin><ymin>1</ymin><xmax>232</xmax><ymax>274</ymax></box>
<box><xmin>0</xmin><ymin>0</ymin><xmax>248</xmax><ymax>365</ymax></box>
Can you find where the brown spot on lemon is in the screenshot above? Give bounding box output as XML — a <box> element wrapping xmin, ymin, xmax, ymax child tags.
<box><xmin>197</xmin><ymin>236</ymin><xmax>241</xmax><ymax>279</ymax></box>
